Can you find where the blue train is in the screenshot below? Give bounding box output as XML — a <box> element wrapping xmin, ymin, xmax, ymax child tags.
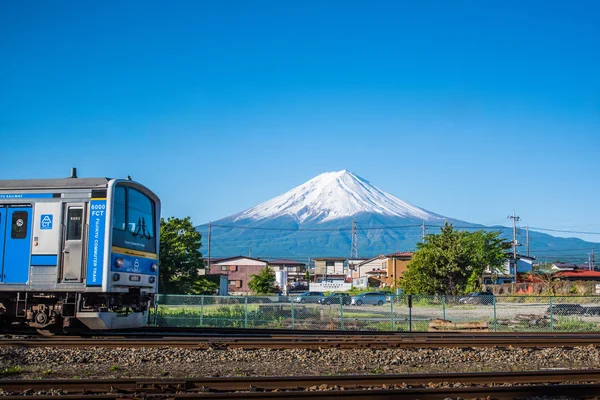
<box><xmin>0</xmin><ymin>169</ymin><xmax>160</xmax><ymax>333</ymax></box>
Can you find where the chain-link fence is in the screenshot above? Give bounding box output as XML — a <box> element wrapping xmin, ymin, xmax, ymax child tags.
<box><xmin>151</xmin><ymin>294</ymin><xmax>600</xmax><ymax>332</ymax></box>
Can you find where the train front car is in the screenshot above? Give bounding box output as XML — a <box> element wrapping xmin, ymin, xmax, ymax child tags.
<box><xmin>0</xmin><ymin>172</ymin><xmax>160</xmax><ymax>333</ymax></box>
<box><xmin>78</xmin><ymin>179</ymin><xmax>161</xmax><ymax>330</ymax></box>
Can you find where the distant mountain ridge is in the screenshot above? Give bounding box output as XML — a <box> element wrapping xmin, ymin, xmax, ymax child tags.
<box><xmin>197</xmin><ymin>171</ymin><xmax>599</xmax><ymax>262</ymax></box>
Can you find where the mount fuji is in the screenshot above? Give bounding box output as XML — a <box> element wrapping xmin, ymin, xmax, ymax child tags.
<box><xmin>197</xmin><ymin>170</ymin><xmax>598</xmax><ymax>261</ymax></box>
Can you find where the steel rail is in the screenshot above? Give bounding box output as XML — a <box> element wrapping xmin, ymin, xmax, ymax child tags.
<box><xmin>1</xmin><ymin>370</ymin><xmax>600</xmax><ymax>399</ymax></box>
<box><xmin>5</xmin><ymin>334</ymin><xmax>600</xmax><ymax>348</ymax></box>
<box><xmin>2</xmin><ymin>386</ymin><xmax>600</xmax><ymax>400</ymax></box>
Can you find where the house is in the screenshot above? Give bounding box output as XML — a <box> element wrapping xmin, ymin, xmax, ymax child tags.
<box><xmin>550</xmin><ymin>262</ymin><xmax>579</xmax><ymax>271</ymax></box>
<box><xmin>352</xmin><ymin>252</ymin><xmax>414</xmax><ymax>288</ymax></box>
<box><xmin>267</xmin><ymin>259</ymin><xmax>307</xmax><ymax>282</ymax></box>
<box><xmin>353</xmin><ymin>255</ymin><xmax>388</xmax><ymax>279</ymax></box>
<box><xmin>208</xmin><ymin>256</ymin><xmax>268</xmax><ymax>294</ymax></box>
<box><xmin>313</xmin><ymin>257</ymin><xmax>346</xmax><ymax>282</ymax></box>
<box><xmin>553</xmin><ymin>270</ymin><xmax>600</xmax><ymax>281</ymax></box>
<box><xmin>483</xmin><ymin>254</ymin><xmax>536</xmax><ymax>284</ymax></box>
<box><xmin>347</xmin><ymin>258</ymin><xmax>368</xmax><ymax>277</ymax></box>
<box><xmin>384</xmin><ymin>252</ymin><xmax>414</xmax><ymax>287</ymax></box>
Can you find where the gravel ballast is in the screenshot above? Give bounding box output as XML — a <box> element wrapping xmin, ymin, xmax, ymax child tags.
<box><xmin>1</xmin><ymin>345</ymin><xmax>599</xmax><ymax>379</ymax></box>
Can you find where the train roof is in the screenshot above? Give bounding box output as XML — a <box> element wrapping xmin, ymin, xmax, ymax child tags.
<box><xmin>0</xmin><ymin>177</ymin><xmax>112</xmax><ymax>190</ymax></box>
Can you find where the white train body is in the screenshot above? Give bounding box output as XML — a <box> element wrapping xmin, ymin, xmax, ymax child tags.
<box><xmin>0</xmin><ymin>172</ymin><xmax>160</xmax><ymax>331</ymax></box>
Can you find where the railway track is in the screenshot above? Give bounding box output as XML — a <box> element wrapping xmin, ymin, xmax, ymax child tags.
<box><xmin>5</xmin><ymin>329</ymin><xmax>600</xmax><ymax>349</ymax></box>
<box><xmin>1</xmin><ymin>370</ymin><xmax>600</xmax><ymax>399</ymax></box>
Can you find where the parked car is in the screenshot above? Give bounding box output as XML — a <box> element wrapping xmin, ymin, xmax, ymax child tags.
<box><xmin>294</xmin><ymin>292</ymin><xmax>325</xmax><ymax>304</ymax></box>
<box><xmin>351</xmin><ymin>292</ymin><xmax>387</xmax><ymax>306</ymax></box>
<box><xmin>458</xmin><ymin>292</ymin><xmax>495</xmax><ymax>305</ymax></box>
<box><xmin>318</xmin><ymin>293</ymin><xmax>352</xmax><ymax>306</ymax></box>
<box><xmin>585</xmin><ymin>306</ymin><xmax>600</xmax><ymax>316</ymax></box>
<box><xmin>547</xmin><ymin>304</ymin><xmax>585</xmax><ymax>315</ymax></box>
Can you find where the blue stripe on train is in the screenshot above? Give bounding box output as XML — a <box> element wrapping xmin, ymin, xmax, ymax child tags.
<box><xmin>31</xmin><ymin>255</ymin><xmax>58</xmax><ymax>266</ymax></box>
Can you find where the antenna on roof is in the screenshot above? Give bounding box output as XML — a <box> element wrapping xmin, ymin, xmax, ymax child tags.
<box><xmin>69</xmin><ymin>168</ymin><xmax>78</xmax><ymax>178</ymax></box>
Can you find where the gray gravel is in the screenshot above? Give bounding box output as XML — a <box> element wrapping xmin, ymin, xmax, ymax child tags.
<box><xmin>1</xmin><ymin>345</ymin><xmax>600</xmax><ymax>380</ymax></box>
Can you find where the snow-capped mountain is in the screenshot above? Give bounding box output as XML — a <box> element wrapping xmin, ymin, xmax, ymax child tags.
<box><xmin>235</xmin><ymin>170</ymin><xmax>443</xmax><ymax>223</ymax></box>
<box><xmin>197</xmin><ymin>171</ymin><xmax>599</xmax><ymax>261</ymax></box>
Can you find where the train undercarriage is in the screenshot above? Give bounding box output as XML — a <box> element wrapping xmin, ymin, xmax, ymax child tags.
<box><xmin>0</xmin><ymin>289</ymin><xmax>152</xmax><ymax>334</ymax></box>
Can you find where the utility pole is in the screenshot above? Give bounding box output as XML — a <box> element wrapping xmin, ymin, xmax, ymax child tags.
<box><xmin>350</xmin><ymin>219</ymin><xmax>359</xmax><ymax>261</ymax></box>
<box><xmin>207</xmin><ymin>222</ymin><xmax>211</xmax><ymax>271</ymax></box>
<box><xmin>421</xmin><ymin>220</ymin><xmax>427</xmax><ymax>242</ymax></box>
<box><xmin>526</xmin><ymin>225</ymin><xmax>529</xmax><ymax>257</ymax></box>
<box><xmin>508</xmin><ymin>212</ymin><xmax>520</xmax><ymax>283</ymax></box>
<box><xmin>593</xmin><ymin>250</ymin><xmax>596</xmax><ymax>271</ymax></box>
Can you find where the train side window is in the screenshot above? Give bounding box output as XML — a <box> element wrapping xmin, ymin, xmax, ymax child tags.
<box><xmin>113</xmin><ymin>186</ymin><xmax>126</xmax><ymax>231</ymax></box>
<box><xmin>66</xmin><ymin>208</ymin><xmax>83</xmax><ymax>240</ymax></box>
<box><xmin>11</xmin><ymin>211</ymin><xmax>28</xmax><ymax>239</ymax></box>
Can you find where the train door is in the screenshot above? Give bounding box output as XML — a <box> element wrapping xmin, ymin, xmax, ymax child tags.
<box><xmin>1</xmin><ymin>205</ymin><xmax>33</xmax><ymax>284</ymax></box>
<box><xmin>60</xmin><ymin>203</ymin><xmax>86</xmax><ymax>282</ymax></box>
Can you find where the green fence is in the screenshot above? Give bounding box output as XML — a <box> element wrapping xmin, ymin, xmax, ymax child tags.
<box><xmin>151</xmin><ymin>294</ymin><xmax>600</xmax><ymax>332</ymax></box>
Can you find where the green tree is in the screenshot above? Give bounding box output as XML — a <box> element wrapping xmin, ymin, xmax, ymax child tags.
<box><xmin>159</xmin><ymin>216</ymin><xmax>205</xmax><ymax>294</ymax></box>
<box><xmin>248</xmin><ymin>266</ymin><xmax>277</xmax><ymax>294</ymax></box>
<box><xmin>532</xmin><ymin>263</ymin><xmax>559</xmax><ymax>296</ymax></box>
<box><xmin>192</xmin><ymin>276</ymin><xmax>220</xmax><ymax>295</ymax></box>
<box><xmin>400</xmin><ymin>223</ymin><xmax>510</xmax><ymax>295</ymax></box>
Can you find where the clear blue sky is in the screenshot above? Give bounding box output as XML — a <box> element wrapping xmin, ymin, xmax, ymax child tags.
<box><xmin>1</xmin><ymin>1</ymin><xmax>599</xmax><ymax>241</ymax></box>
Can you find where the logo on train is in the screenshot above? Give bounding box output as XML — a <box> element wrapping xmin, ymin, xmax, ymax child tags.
<box><xmin>40</xmin><ymin>214</ymin><xmax>53</xmax><ymax>230</ymax></box>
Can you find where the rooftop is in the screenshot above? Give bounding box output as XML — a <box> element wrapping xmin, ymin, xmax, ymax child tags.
<box><xmin>386</xmin><ymin>252</ymin><xmax>414</xmax><ymax>258</ymax></box>
<box><xmin>268</xmin><ymin>259</ymin><xmax>306</xmax><ymax>266</ymax></box>
<box><xmin>554</xmin><ymin>270</ymin><xmax>600</xmax><ymax>278</ymax></box>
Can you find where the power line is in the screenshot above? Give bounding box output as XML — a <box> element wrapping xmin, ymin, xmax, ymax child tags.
<box><xmin>209</xmin><ymin>223</ymin><xmax>423</xmax><ymax>232</ymax></box>
<box><xmin>528</xmin><ymin>227</ymin><xmax>600</xmax><ymax>235</ymax></box>
<box><xmin>207</xmin><ymin>222</ymin><xmax>600</xmax><ymax>235</ymax></box>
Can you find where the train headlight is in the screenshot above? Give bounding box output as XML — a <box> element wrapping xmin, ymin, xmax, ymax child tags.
<box><xmin>112</xmin><ymin>273</ymin><xmax>121</xmax><ymax>281</ymax></box>
<box><xmin>151</xmin><ymin>263</ymin><xmax>158</xmax><ymax>272</ymax></box>
<box><xmin>149</xmin><ymin>276</ymin><xmax>156</xmax><ymax>284</ymax></box>
<box><xmin>115</xmin><ymin>257</ymin><xmax>124</xmax><ymax>268</ymax></box>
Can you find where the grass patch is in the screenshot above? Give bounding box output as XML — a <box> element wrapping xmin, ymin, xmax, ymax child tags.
<box><xmin>1</xmin><ymin>365</ymin><xmax>25</xmax><ymax>376</ymax></box>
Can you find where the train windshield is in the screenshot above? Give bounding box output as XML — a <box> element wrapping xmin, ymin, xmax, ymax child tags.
<box><xmin>111</xmin><ymin>185</ymin><xmax>156</xmax><ymax>253</ymax></box>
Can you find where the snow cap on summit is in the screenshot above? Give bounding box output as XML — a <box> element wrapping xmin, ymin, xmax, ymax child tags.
<box><xmin>234</xmin><ymin>170</ymin><xmax>443</xmax><ymax>223</ymax></box>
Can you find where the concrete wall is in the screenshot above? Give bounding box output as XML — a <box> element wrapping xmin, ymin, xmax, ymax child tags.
<box><xmin>310</xmin><ymin>282</ymin><xmax>352</xmax><ymax>292</ymax></box>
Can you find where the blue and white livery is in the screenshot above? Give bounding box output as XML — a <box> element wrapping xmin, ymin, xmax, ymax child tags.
<box><xmin>0</xmin><ymin>169</ymin><xmax>160</xmax><ymax>331</ymax></box>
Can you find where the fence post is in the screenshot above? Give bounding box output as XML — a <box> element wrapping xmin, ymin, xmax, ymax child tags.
<box><xmin>549</xmin><ymin>296</ymin><xmax>554</xmax><ymax>332</ymax></box>
<box><xmin>200</xmin><ymin>295</ymin><xmax>204</xmax><ymax>326</ymax></box>
<box><xmin>153</xmin><ymin>294</ymin><xmax>159</xmax><ymax>326</ymax></box>
<box><xmin>340</xmin><ymin>300</ymin><xmax>345</xmax><ymax>331</ymax></box>
<box><xmin>493</xmin><ymin>295</ymin><xmax>497</xmax><ymax>332</ymax></box>
<box><xmin>390</xmin><ymin>298</ymin><xmax>394</xmax><ymax>331</ymax></box>
<box><xmin>408</xmin><ymin>295</ymin><xmax>413</xmax><ymax>332</ymax></box>
<box><xmin>244</xmin><ymin>296</ymin><xmax>249</xmax><ymax>329</ymax></box>
<box><xmin>291</xmin><ymin>298</ymin><xmax>295</xmax><ymax>330</ymax></box>
<box><xmin>442</xmin><ymin>295</ymin><xmax>446</xmax><ymax>320</ymax></box>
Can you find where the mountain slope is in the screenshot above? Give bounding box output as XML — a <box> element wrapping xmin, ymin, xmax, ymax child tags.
<box><xmin>234</xmin><ymin>170</ymin><xmax>444</xmax><ymax>223</ymax></box>
<box><xmin>197</xmin><ymin>171</ymin><xmax>599</xmax><ymax>262</ymax></box>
